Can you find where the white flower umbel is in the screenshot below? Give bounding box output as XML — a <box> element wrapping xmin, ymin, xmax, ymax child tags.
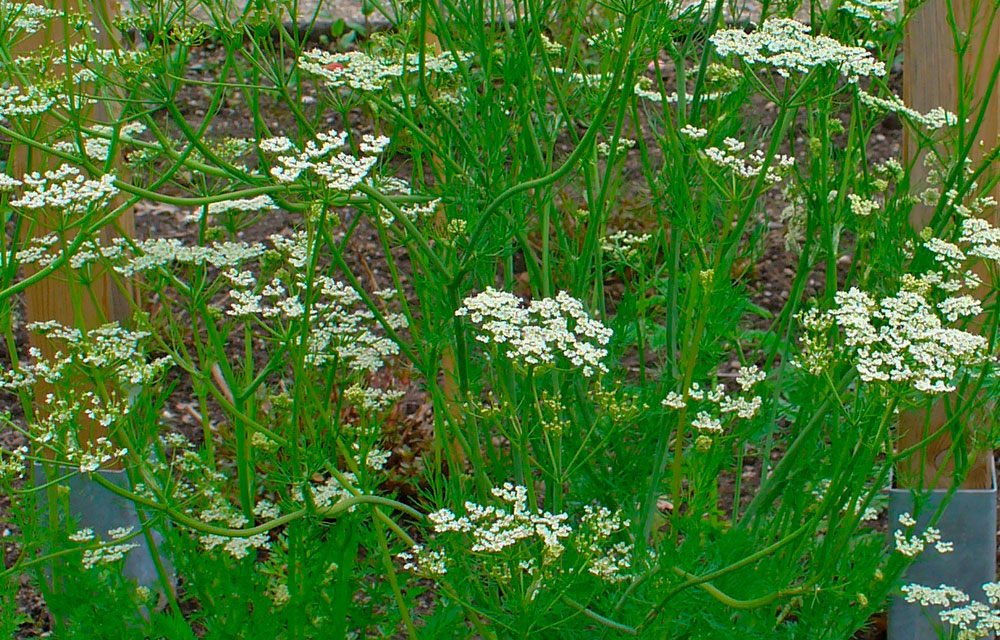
<box><xmin>260</xmin><ymin>128</ymin><xmax>388</xmax><ymax>191</ymax></box>
<box><xmin>1</xmin><ymin>1</ymin><xmax>62</xmax><ymax>34</ymax></box>
<box><xmin>0</xmin><ymin>446</ymin><xmax>28</xmax><ymax>481</ymax></box>
<box><xmin>800</xmin><ymin>281</ymin><xmax>989</xmax><ymax>394</ymax></box>
<box><xmin>848</xmin><ymin>193</ymin><xmax>880</xmax><ymax>217</ymax></box>
<box><xmin>6</xmin><ymin>321</ymin><xmax>173</xmax><ymax>392</ymax></box>
<box><xmin>839</xmin><ymin>0</ymin><xmax>897</xmax><ymax>22</ymax></box>
<box><xmin>299</xmin><ymin>48</ymin><xmax>473</xmax><ymax>92</ymax></box>
<box><xmin>82</xmin><ymin>542</ymin><xmax>140</xmax><ymax>570</ymax></box>
<box><xmin>893</xmin><ymin>515</ymin><xmax>954</xmax><ymax>558</ymax></box>
<box><xmin>661</xmin><ymin>366</ymin><xmax>764</xmax><ymax>437</ymax></box>
<box><xmin>710</xmin><ymin>18</ymin><xmax>886</xmax><ymax>82</ymax></box>
<box><xmin>247</xmin><ymin>232</ymin><xmax>405</xmax><ymax>372</ymax></box>
<box><xmin>0</xmin><ymin>85</ymin><xmax>56</xmax><ymax>119</ymax></box>
<box><xmin>679</xmin><ymin>124</ymin><xmax>709</xmax><ymax>139</ymax></box>
<box><xmin>857</xmin><ymin>89</ymin><xmax>957</xmax><ymax>130</ymax></box>
<box><xmin>398</xmin><ymin>544</ymin><xmax>448</xmax><ymax>576</ymax></box>
<box><xmin>198</xmin><ymin>505</ymin><xmax>272</xmax><ymax>559</ymax></box>
<box><xmin>456</xmin><ymin>288</ymin><xmax>613</xmax><ymax>377</ymax></box>
<box><xmin>409</xmin><ymin>486</ymin><xmax>640</xmax><ymax>590</ymax></box>
<box><xmin>902</xmin><ymin>582</ymin><xmax>1000</xmax><ymax>639</ymax></box>
<box><xmin>11</xmin><ymin>165</ymin><xmax>118</xmax><ymax>217</ymax></box>
<box><xmin>51</xmin><ymin>122</ymin><xmax>147</xmax><ymax>163</ymax></box>
<box><xmin>601</xmin><ymin>229</ymin><xmax>651</xmax><ymax>262</ymax></box>
<box><xmin>206</xmin><ymin>194</ymin><xmax>278</xmax><ymax>217</ymax></box>
<box><xmin>703</xmin><ymin>137</ymin><xmax>794</xmax><ymax>186</ymax></box>
<box><xmin>429</xmin><ymin>483</ymin><xmax>572</xmax><ymax>557</ymax></box>
<box><xmin>119</xmin><ymin>238</ymin><xmax>267</xmax><ymax>276</ymax></box>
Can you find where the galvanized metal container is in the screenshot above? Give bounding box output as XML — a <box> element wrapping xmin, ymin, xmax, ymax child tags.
<box><xmin>888</xmin><ymin>465</ymin><xmax>997</xmax><ymax>640</ymax></box>
<box><xmin>33</xmin><ymin>463</ymin><xmax>172</xmax><ymax>591</ymax></box>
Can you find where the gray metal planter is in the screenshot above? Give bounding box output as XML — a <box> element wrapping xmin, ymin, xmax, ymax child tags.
<box><xmin>33</xmin><ymin>463</ymin><xmax>173</xmax><ymax>593</ymax></box>
<box><xmin>888</xmin><ymin>466</ymin><xmax>997</xmax><ymax>640</ymax></box>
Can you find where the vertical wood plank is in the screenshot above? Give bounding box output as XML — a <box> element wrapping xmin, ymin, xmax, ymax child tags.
<box><xmin>900</xmin><ymin>0</ymin><xmax>1000</xmax><ymax>489</ymax></box>
<box><xmin>13</xmin><ymin>0</ymin><xmax>132</xmax><ymax>466</ymax></box>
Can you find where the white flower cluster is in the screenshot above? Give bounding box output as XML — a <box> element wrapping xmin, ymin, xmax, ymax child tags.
<box><xmin>268</xmin><ymin>583</ymin><xmax>291</xmax><ymax>607</ymax></box>
<box><xmin>398</xmin><ymin>544</ymin><xmax>448</xmax><ymax>576</ymax></box>
<box><xmin>254</xmin><ymin>500</ymin><xmax>281</xmax><ymax>520</ymax></box>
<box><xmin>2</xmin><ymin>2</ymin><xmax>60</xmax><ymax>34</ymax></box>
<box><xmin>17</xmin><ymin>392</ymin><xmax>128</xmax><ymax>468</ymax></box>
<box><xmin>0</xmin><ymin>85</ymin><xmax>56</xmax><ymax>119</ymax></box>
<box><xmin>376</xmin><ymin>198</ymin><xmax>439</xmax><ymax>228</ymax></box>
<box><xmin>704</xmin><ymin>137</ymin><xmax>794</xmax><ymax>186</ymax></box>
<box><xmin>456</xmin><ymin>288</ymin><xmax>613</xmax><ymax>377</ymax></box>
<box><xmin>632</xmin><ymin>77</ymin><xmax>728</xmax><ymax>104</ymax></box>
<box><xmin>0</xmin><ymin>173</ymin><xmax>20</xmax><ymax>190</ymax></box>
<box><xmin>596</xmin><ymin>138</ymin><xmax>636</xmax><ymax>157</ymax></box>
<box><xmin>227</xmin><ymin>231</ymin><xmax>405</xmax><ymax>372</ymax></box>
<box><xmin>206</xmin><ymin>195</ymin><xmax>278</xmax><ymax>217</ymax></box>
<box><xmin>710</xmin><ymin>18</ymin><xmax>886</xmax><ymax>82</ymax></box>
<box><xmin>579</xmin><ymin>505</ymin><xmax>632</xmax><ymax>583</ymax></box>
<box><xmin>810</xmin><ymin>479</ymin><xmax>882</xmax><ymax>521</ymax></box>
<box><xmin>601</xmin><ymin>229</ymin><xmax>651</xmax><ymax>263</ymax></box>
<box><xmin>916</xmin><ymin>155</ymin><xmax>998</xmax><ymax>217</ymax></box>
<box><xmin>11</xmin><ymin>165</ymin><xmax>118</xmax><ymax>217</ymax></box>
<box><xmin>75</xmin><ymin>526</ymin><xmax>139</xmax><ymax>569</ymax></box>
<box><xmin>429</xmin><ymin>483</ymin><xmax>572</xmax><ymax>557</ymax></box>
<box><xmin>118</xmin><ymin>238</ymin><xmax>267</xmax><ymax>276</ymax></box>
<box><xmin>799</xmin><ymin>274</ymin><xmax>989</xmax><ymax>393</ymax></box>
<box><xmin>539</xmin><ymin>33</ymin><xmax>565</xmax><ymax>55</ymax></box>
<box><xmin>840</xmin><ymin>0</ymin><xmax>897</xmax><ymax>22</ymax></box>
<box><xmin>959</xmin><ymin>217</ymin><xmax>1000</xmax><ymax>261</ymax></box>
<box><xmin>51</xmin><ymin>122</ymin><xmax>147</xmax><ymax>162</ymax></box>
<box><xmin>366</xmin><ymin>447</ymin><xmax>390</xmax><ymax>471</ymax></box>
<box><xmin>893</xmin><ymin>513</ymin><xmax>954</xmax><ymax>556</ymax></box>
<box><xmin>308</xmin><ymin>472</ymin><xmax>359</xmax><ymax>511</ymax></box>
<box><xmin>68</xmin><ymin>436</ymin><xmax>128</xmax><ymax>473</ymax></box>
<box><xmin>260</xmin><ymin>128</ymin><xmax>388</xmax><ymax>191</ymax></box>
<box><xmin>14</xmin><ymin>321</ymin><xmax>174</xmax><ymax>388</ymax></box>
<box><xmin>0</xmin><ymin>446</ymin><xmax>28</xmax><ymax>481</ymax></box>
<box><xmin>848</xmin><ymin>193</ymin><xmax>880</xmax><ymax>217</ymax></box>
<box><xmin>406</xmin><ymin>485</ymin><xmax>638</xmax><ymax>589</ymax></box>
<box><xmin>661</xmin><ymin>365</ymin><xmax>765</xmax><ymax>437</ymax></box>
<box><xmin>553</xmin><ymin>67</ymin><xmax>608</xmax><ymax>89</ymax></box>
<box><xmin>82</xmin><ymin>541</ymin><xmax>140</xmax><ymax>570</ymax></box>
<box><xmin>344</xmin><ymin>383</ymin><xmax>404</xmax><ymax>413</ymax></box>
<box><xmin>858</xmin><ymin>89</ymin><xmax>957</xmax><ymax>130</ymax></box>
<box><xmin>903</xmin><ymin>583</ymin><xmax>969</xmax><ymax>607</ymax></box>
<box><xmin>199</xmin><ymin>505</ymin><xmax>271</xmax><ymax>559</ymax></box>
<box><xmin>298</xmin><ymin>48</ymin><xmax>473</xmax><ymax>92</ymax></box>
<box><xmin>69</xmin><ymin>528</ymin><xmax>96</xmax><ymax>542</ymax></box>
<box><xmin>902</xmin><ymin>582</ymin><xmax>1000</xmax><ymax>639</ymax></box>
<box><xmin>679</xmin><ymin>124</ymin><xmax>709</xmax><ymax>140</ymax></box>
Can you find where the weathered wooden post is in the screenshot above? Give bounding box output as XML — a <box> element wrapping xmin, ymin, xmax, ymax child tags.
<box><xmin>16</xmin><ymin>1</ymin><xmax>135</xmax><ymax>451</ymax></box>
<box><xmin>889</xmin><ymin>0</ymin><xmax>1000</xmax><ymax>636</ymax></box>
<box><xmin>13</xmin><ymin>0</ymin><xmax>166</xmax><ymax>592</ymax></box>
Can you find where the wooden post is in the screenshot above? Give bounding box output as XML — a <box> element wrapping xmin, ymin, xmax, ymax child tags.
<box><xmin>13</xmin><ymin>0</ymin><xmax>133</xmax><ymax>467</ymax></box>
<box><xmin>899</xmin><ymin>0</ymin><xmax>1000</xmax><ymax>489</ymax></box>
